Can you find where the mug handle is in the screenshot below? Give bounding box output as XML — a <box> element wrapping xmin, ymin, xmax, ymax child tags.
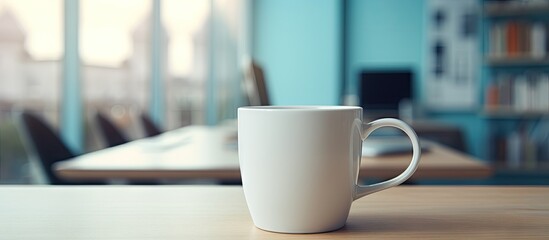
<box><xmin>354</xmin><ymin>118</ymin><xmax>421</xmax><ymax>200</ymax></box>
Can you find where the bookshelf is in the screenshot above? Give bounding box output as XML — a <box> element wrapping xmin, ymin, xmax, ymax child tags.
<box><xmin>486</xmin><ymin>56</ymin><xmax>549</xmax><ymax>67</ymax></box>
<box><xmin>482</xmin><ymin>0</ymin><xmax>549</xmax><ymax>173</ymax></box>
<box><xmin>485</xmin><ymin>2</ymin><xmax>549</xmax><ymax>17</ymax></box>
<box><xmin>481</xmin><ymin>108</ymin><xmax>549</xmax><ymax>119</ymax></box>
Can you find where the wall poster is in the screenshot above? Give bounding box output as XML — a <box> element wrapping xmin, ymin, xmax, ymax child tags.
<box><xmin>425</xmin><ymin>0</ymin><xmax>480</xmax><ymax>110</ymax></box>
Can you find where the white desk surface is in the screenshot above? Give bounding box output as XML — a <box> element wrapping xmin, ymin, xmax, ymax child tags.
<box><xmin>0</xmin><ymin>186</ymin><xmax>547</xmax><ymax>239</ymax></box>
<box><xmin>54</xmin><ymin>125</ymin><xmax>491</xmax><ymax>181</ymax></box>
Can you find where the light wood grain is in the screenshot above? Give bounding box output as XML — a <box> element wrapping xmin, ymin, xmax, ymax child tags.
<box><xmin>54</xmin><ymin>126</ymin><xmax>491</xmax><ymax>181</ymax></box>
<box><xmin>0</xmin><ymin>186</ymin><xmax>547</xmax><ymax>239</ymax></box>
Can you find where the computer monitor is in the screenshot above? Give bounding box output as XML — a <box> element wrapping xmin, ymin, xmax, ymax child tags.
<box><xmin>359</xmin><ymin>69</ymin><xmax>413</xmax><ymax>119</ymax></box>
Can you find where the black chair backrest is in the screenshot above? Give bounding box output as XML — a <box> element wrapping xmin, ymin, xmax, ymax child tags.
<box><xmin>245</xmin><ymin>61</ymin><xmax>271</xmax><ymax>106</ymax></box>
<box><xmin>251</xmin><ymin>61</ymin><xmax>270</xmax><ymax>106</ymax></box>
<box><xmin>95</xmin><ymin>112</ymin><xmax>129</xmax><ymax>147</ymax></box>
<box><xmin>140</xmin><ymin>113</ymin><xmax>162</xmax><ymax>137</ymax></box>
<box><xmin>20</xmin><ymin>111</ymin><xmax>74</xmax><ymax>185</ymax></box>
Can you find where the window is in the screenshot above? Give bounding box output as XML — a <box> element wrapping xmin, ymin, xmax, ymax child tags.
<box><xmin>162</xmin><ymin>0</ymin><xmax>210</xmax><ymax>129</ymax></box>
<box><xmin>80</xmin><ymin>0</ymin><xmax>152</xmax><ymax>150</ymax></box>
<box><xmin>0</xmin><ymin>0</ymin><xmax>63</xmax><ymax>183</ymax></box>
<box><xmin>0</xmin><ymin>0</ymin><xmax>250</xmax><ymax>183</ymax></box>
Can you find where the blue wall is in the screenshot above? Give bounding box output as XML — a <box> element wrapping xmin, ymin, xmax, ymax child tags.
<box><xmin>253</xmin><ymin>0</ymin><xmax>341</xmax><ymax>105</ymax></box>
<box><xmin>347</xmin><ymin>0</ymin><xmax>426</xmax><ymax>101</ymax></box>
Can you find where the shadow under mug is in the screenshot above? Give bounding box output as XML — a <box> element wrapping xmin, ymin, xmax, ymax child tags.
<box><xmin>238</xmin><ymin>106</ymin><xmax>421</xmax><ymax>234</ymax></box>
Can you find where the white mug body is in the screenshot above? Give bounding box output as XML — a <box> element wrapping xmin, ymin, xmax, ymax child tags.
<box><xmin>238</xmin><ymin>106</ymin><xmax>362</xmax><ymax>233</ymax></box>
<box><xmin>238</xmin><ymin>106</ymin><xmax>421</xmax><ymax>234</ymax></box>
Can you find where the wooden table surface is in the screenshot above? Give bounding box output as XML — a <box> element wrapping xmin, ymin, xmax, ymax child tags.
<box><xmin>364</xmin><ymin>142</ymin><xmax>492</xmax><ymax>180</ymax></box>
<box><xmin>54</xmin><ymin>125</ymin><xmax>491</xmax><ymax>182</ymax></box>
<box><xmin>1</xmin><ymin>186</ymin><xmax>547</xmax><ymax>239</ymax></box>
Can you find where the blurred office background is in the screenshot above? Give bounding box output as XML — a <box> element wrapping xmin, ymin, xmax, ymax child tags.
<box><xmin>1</xmin><ymin>0</ymin><xmax>548</xmax><ymax>184</ymax></box>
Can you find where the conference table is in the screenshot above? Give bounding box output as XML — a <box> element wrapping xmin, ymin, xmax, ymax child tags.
<box><xmin>1</xmin><ymin>186</ymin><xmax>547</xmax><ymax>239</ymax></box>
<box><xmin>53</xmin><ymin>125</ymin><xmax>492</xmax><ymax>182</ymax></box>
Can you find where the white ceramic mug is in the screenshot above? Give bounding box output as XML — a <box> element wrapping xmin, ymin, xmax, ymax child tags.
<box><xmin>238</xmin><ymin>106</ymin><xmax>421</xmax><ymax>233</ymax></box>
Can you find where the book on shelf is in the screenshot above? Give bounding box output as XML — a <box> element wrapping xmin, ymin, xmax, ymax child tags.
<box><xmin>532</xmin><ymin>23</ymin><xmax>547</xmax><ymax>58</ymax></box>
<box><xmin>485</xmin><ymin>72</ymin><xmax>549</xmax><ymax>113</ymax></box>
<box><xmin>513</xmin><ymin>75</ymin><xmax>529</xmax><ymax>111</ymax></box>
<box><xmin>489</xmin><ymin>21</ymin><xmax>548</xmax><ymax>59</ymax></box>
<box><xmin>490</xmin><ymin>121</ymin><xmax>549</xmax><ymax>170</ymax></box>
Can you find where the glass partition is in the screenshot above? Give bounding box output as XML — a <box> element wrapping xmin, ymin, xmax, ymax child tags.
<box><xmin>162</xmin><ymin>0</ymin><xmax>209</xmax><ymax>129</ymax></box>
<box><xmin>0</xmin><ymin>0</ymin><xmax>63</xmax><ymax>183</ymax></box>
<box><xmin>80</xmin><ymin>0</ymin><xmax>151</xmax><ymax>151</ymax></box>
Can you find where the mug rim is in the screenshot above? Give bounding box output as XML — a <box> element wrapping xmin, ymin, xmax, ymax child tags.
<box><xmin>238</xmin><ymin>106</ymin><xmax>361</xmax><ymax>111</ymax></box>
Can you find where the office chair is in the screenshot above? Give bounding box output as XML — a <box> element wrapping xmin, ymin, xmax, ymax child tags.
<box><xmin>95</xmin><ymin>112</ymin><xmax>162</xmax><ymax>185</ymax></box>
<box><xmin>18</xmin><ymin>111</ymin><xmax>102</xmax><ymax>185</ymax></box>
<box><xmin>244</xmin><ymin>60</ymin><xmax>271</xmax><ymax>106</ymax></box>
<box><xmin>95</xmin><ymin>112</ymin><xmax>129</xmax><ymax>147</ymax></box>
<box><xmin>140</xmin><ymin>113</ymin><xmax>163</xmax><ymax>137</ymax></box>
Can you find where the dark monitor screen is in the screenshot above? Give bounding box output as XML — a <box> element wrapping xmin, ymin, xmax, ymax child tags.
<box><xmin>359</xmin><ymin>70</ymin><xmax>413</xmax><ymax>113</ymax></box>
